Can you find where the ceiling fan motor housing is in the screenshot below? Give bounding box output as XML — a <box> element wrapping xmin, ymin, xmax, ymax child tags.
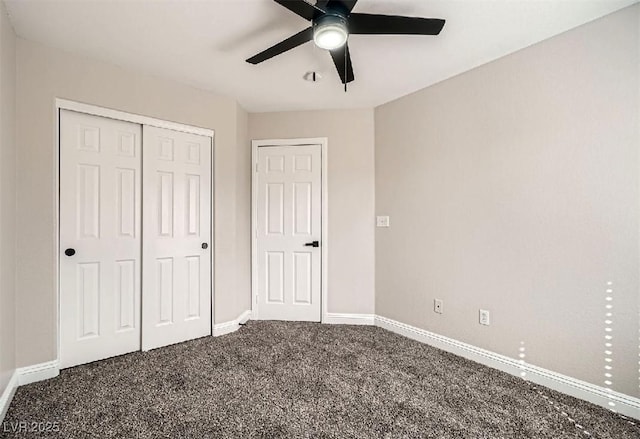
<box><xmin>313</xmin><ymin>12</ymin><xmax>349</xmax><ymax>50</ymax></box>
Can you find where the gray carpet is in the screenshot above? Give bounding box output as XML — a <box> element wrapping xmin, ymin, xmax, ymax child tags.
<box><xmin>2</xmin><ymin>321</ymin><xmax>637</xmax><ymax>438</ymax></box>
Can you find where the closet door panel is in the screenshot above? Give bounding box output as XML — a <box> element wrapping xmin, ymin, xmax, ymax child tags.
<box><xmin>142</xmin><ymin>125</ymin><xmax>212</xmax><ymax>351</ymax></box>
<box><xmin>59</xmin><ymin>110</ymin><xmax>142</xmax><ymax>368</ymax></box>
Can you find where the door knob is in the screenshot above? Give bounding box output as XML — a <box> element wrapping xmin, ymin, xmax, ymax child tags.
<box><xmin>64</xmin><ymin>248</ymin><xmax>76</xmax><ymax>257</ymax></box>
<box><xmin>201</xmin><ymin>243</ymin><xmax>208</xmax><ymax>249</ymax></box>
<box><xmin>304</xmin><ymin>241</ymin><xmax>319</xmax><ymax>248</ymax></box>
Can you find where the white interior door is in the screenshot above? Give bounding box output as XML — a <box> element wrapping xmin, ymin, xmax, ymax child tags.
<box><xmin>256</xmin><ymin>145</ymin><xmax>322</xmax><ymax>321</ymax></box>
<box><xmin>142</xmin><ymin>125</ymin><xmax>212</xmax><ymax>350</ymax></box>
<box><xmin>59</xmin><ymin>109</ymin><xmax>142</xmax><ymax>368</ymax></box>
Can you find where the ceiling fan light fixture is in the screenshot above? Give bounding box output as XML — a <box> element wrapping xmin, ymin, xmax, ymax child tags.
<box><xmin>313</xmin><ymin>15</ymin><xmax>348</xmax><ymax>50</ymax></box>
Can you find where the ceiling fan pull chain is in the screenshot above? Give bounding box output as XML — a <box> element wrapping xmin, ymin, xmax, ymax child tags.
<box><xmin>344</xmin><ymin>47</ymin><xmax>348</xmax><ymax>93</ymax></box>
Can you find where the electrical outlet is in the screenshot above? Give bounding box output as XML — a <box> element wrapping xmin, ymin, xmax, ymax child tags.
<box><xmin>479</xmin><ymin>309</ymin><xmax>490</xmax><ymax>326</ymax></box>
<box><xmin>376</xmin><ymin>216</ymin><xmax>390</xmax><ymax>227</ymax></box>
<box><xmin>434</xmin><ymin>299</ymin><xmax>443</xmax><ymax>314</ymax></box>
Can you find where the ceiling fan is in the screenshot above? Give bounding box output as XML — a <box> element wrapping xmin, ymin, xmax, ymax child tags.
<box><xmin>246</xmin><ymin>0</ymin><xmax>445</xmax><ymax>90</ymax></box>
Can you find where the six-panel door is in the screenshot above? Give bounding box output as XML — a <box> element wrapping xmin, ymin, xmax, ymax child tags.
<box><xmin>59</xmin><ymin>110</ymin><xmax>143</xmax><ymax>368</ymax></box>
<box><xmin>256</xmin><ymin>145</ymin><xmax>322</xmax><ymax>321</ymax></box>
<box><xmin>141</xmin><ymin>126</ymin><xmax>212</xmax><ymax>351</ymax></box>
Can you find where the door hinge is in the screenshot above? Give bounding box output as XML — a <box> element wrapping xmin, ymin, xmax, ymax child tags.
<box><xmin>255</xmin><ymin>163</ymin><xmax>258</xmax><ymax>172</ymax></box>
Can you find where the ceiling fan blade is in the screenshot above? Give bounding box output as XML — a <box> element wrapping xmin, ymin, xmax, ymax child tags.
<box><xmin>274</xmin><ymin>0</ymin><xmax>324</xmax><ymax>21</ymax></box>
<box><xmin>349</xmin><ymin>13</ymin><xmax>445</xmax><ymax>35</ymax></box>
<box><xmin>246</xmin><ymin>27</ymin><xmax>313</xmax><ymax>64</ymax></box>
<box><xmin>317</xmin><ymin>0</ymin><xmax>358</xmax><ymax>13</ymax></box>
<box><xmin>337</xmin><ymin>0</ymin><xmax>358</xmax><ymax>13</ymax></box>
<box><xmin>330</xmin><ymin>44</ymin><xmax>354</xmax><ymax>84</ymax></box>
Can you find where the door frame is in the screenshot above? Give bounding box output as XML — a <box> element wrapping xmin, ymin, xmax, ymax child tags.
<box><xmin>251</xmin><ymin>138</ymin><xmax>329</xmax><ymax>323</ymax></box>
<box><xmin>54</xmin><ymin>98</ymin><xmax>215</xmax><ymax>364</ymax></box>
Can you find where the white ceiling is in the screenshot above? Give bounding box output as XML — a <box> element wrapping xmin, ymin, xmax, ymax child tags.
<box><xmin>5</xmin><ymin>0</ymin><xmax>637</xmax><ymax>112</ymax></box>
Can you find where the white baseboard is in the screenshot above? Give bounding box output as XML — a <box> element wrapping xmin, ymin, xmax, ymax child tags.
<box><xmin>16</xmin><ymin>360</ymin><xmax>59</xmax><ymax>386</ymax></box>
<box><xmin>0</xmin><ymin>360</ymin><xmax>59</xmax><ymax>424</ymax></box>
<box><xmin>323</xmin><ymin>313</ymin><xmax>375</xmax><ymax>325</ymax></box>
<box><xmin>238</xmin><ymin>310</ymin><xmax>251</xmax><ymax>325</ymax></box>
<box><xmin>0</xmin><ymin>371</ymin><xmax>18</xmax><ymax>423</ymax></box>
<box><xmin>213</xmin><ymin>310</ymin><xmax>252</xmax><ymax>337</ymax></box>
<box><xmin>374</xmin><ymin>315</ymin><xmax>640</xmax><ymax>420</ymax></box>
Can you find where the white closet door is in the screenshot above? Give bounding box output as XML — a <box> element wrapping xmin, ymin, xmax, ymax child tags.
<box><xmin>142</xmin><ymin>126</ymin><xmax>212</xmax><ymax>351</ymax></box>
<box><xmin>59</xmin><ymin>109</ymin><xmax>142</xmax><ymax>368</ymax></box>
<box><xmin>256</xmin><ymin>145</ymin><xmax>322</xmax><ymax>322</ymax></box>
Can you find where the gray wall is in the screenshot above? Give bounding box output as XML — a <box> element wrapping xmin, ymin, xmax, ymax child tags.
<box><xmin>15</xmin><ymin>39</ymin><xmax>252</xmax><ymax>368</ymax></box>
<box><xmin>375</xmin><ymin>5</ymin><xmax>639</xmax><ymax>397</ymax></box>
<box><xmin>0</xmin><ymin>0</ymin><xmax>16</xmax><ymax>399</ymax></box>
<box><xmin>249</xmin><ymin>110</ymin><xmax>376</xmax><ymax>315</ymax></box>
<box><xmin>235</xmin><ymin>105</ymin><xmax>252</xmax><ymax>316</ymax></box>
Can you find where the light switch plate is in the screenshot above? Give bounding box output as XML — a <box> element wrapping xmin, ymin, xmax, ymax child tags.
<box><xmin>376</xmin><ymin>216</ymin><xmax>390</xmax><ymax>227</ymax></box>
<box><xmin>479</xmin><ymin>309</ymin><xmax>491</xmax><ymax>326</ymax></box>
